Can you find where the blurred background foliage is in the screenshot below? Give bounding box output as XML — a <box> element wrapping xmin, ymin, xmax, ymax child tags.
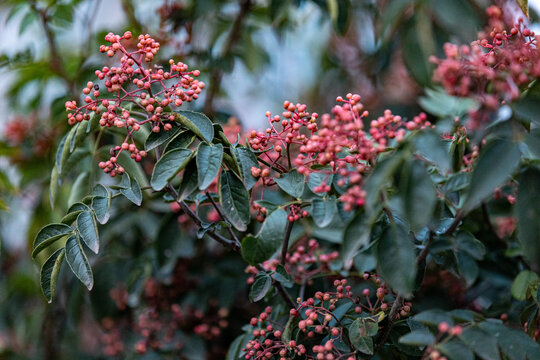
<box><xmin>0</xmin><ymin>0</ymin><xmax>539</xmax><ymax>358</ymax></box>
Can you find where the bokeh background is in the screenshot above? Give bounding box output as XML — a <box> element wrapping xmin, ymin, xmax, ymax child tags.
<box><xmin>0</xmin><ymin>0</ymin><xmax>539</xmax><ymax>358</ymax></box>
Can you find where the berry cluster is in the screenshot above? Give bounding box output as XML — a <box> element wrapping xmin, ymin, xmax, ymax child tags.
<box><xmin>243</xmin><ymin>277</ymin><xmax>411</xmax><ymax>359</ymax></box>
<box><xmin>246</xmin><ymin>239</ymin><xmax>338</xmax><ymax>285</ymax></box>
<box><xmin>431</xmin><ymin>6</ymin><xmax>540</xmax><ymax>128</ymax></box>
<box><xmin>65</xmin><ymin>32</ymin><xmax>204</xmax><ymax>176</ymax></box>
<box><xmin>249</xmin><ymin>95</ymin><xmax>429</xmax><ymax>212</ymax></box>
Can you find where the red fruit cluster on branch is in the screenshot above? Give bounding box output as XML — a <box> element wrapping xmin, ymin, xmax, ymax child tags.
<box><xmin>431</xmin><ymin>6</ymin><xmax>540</xmax><ymax>128</ymax></box>
<box><xmin>65</xmin><ymin>32</ymin><xmax>204</xmax><ymax>176</ymax></box>
<box><xmin>250</xmin><ymin>94</ymin><xmax>429</xmax><ymax>212</ymax></box>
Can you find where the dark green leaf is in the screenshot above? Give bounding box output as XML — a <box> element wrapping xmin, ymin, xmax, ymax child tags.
<box><xmin>65</xmin><ymin>235</ymin><xmax>93</xmax><ymax>290</ymax></box>
<box><xmin>401</xmin><ymin>159</ymin><xmax>437</xmax><ymax>230</ymax></box>
<box><xmin>77</xmin><ymin>210</ymin><xmax>99</xmax><ymax>254</ymax></box>
<box><xmin>219</xmin><ymin>171</ymin><xmax>251</xmax><ymax>231</ymax></box>
<box><xmin>399</xmin><ymin>330</ymin><xmax>435</xmax><ymax>346</ymax></box>
<box><xmin>91</xmin><ymin>184</ymin><xmax>111</xmax><ymax>224</ymax></box>
<box><xmin>164</xmin><ymin>130</ymin><xmax>196</xmax><ymax>153</ymax></box>
<box><xmin>460</xmin><ymin>327</ymin><xmax>501</xmax><ymax>360</ymax></box>
<box><xmin>437</xmin><ymin>338</ymin><xmax>474</xmax><ymax>360</ymax></box>
<box><xmin>197</xmin><ymin>143</ymin><xmax>223</xmax><ymax>190</ymax></box>
<box><xmin>145</xmin><ymin>126</ymin><xmax>181</xmax><ymax>151</ymax></box>
<box><xmin>377</xmin><ymin>222</ymin><xmax>416</xmax><ymax>296</ymax></box>
<box><xmin>249</xmin><ymin>273</ymin><xmax>272</xmax><ymax>302</ymax></box>
<box><xmin>61</xmin><ymin>203</ymin><xmax>89</xmax><ymax>225</ymax></box>
<box><xmin>463</xmin><ymin>139</ymin><xmax>520</xmax><ymax>212</ymax></box>
<box><xmin>174</xmin><ymin>110</ymin><xmax>214</xmax><ymax>143</ymax></box>
<box><xmin>241</xmin><ymin>208</ymin><xmax>288</xmax><ymax>265</ymax></box>
<box><xmin>274</xmin><ymin>170</ymin><xmax>305</xmax><ymax>198</ymax></box>
<box><xmin>232</xmin><ymin>146</ymin><xmax>259</xmax><ymax>190</ymax></box>
<box><xmin>32</xmin><ymin>223</ymin><xmax>73</xmax><ymax>258</ymax></box>
<box><xmin>177</xmin><ymin>159</ymin><xmax>198</xmax><ymax>201</ymax></box>
<box><xmin>40</xmin><ymin>248</ymin><xmax>65</xmax><ymax>303</ymax></box>
<box><xmin>120</xmin><ymin>175</ymin><xmax>143</xmax><ymax>206</ymax></box>
<box><xmin>311</xmin><ymin>196</ymin><xmax>337</xmax><ymax>228</ymax></box>
<box><xmin>516</xmin><ymin>167</ymin><xmax>540</xmax><ymax>269</ymax></box>
<box><xmin>151</xmin><ymin>148</ymin><xmax>193</xmax><ymax>191</ymax></box>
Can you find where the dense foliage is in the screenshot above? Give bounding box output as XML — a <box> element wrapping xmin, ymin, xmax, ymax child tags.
<box><xmin>2</xmin><ymin>0</ymin><xmax>540</xmax><ymax>359</ymax></box>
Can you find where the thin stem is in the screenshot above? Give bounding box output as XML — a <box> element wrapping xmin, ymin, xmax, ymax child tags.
<box><xmin>280</xmin><ymin>220</ymin><xmax>294</xmax><ymax>266</ymax></box>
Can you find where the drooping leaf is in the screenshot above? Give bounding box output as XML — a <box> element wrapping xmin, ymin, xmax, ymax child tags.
<box><xmin>232</xmin><ymin>146</ymin><xmax>259</xmax><ymax>190</ymax></box>
<box><xmin>516</xmin><ymin>167</ymin><xmax>540</xmax><ymax>269</ymax></box>
<box><xmin>61</xmin><ymin>203</ymin><xmax>90</xmax><ymax>225</ymax></box>
<box><xmin>437</xmin><ymin>338</ymin><xmax>474</xmax><ymax>360</ymax></box>
<box><xmin>91</xmin><ymin>184</ymin><xmax>111</xmax><ymax>224</ymax></box>
<box><xmin>40</xmin><ymin>248</ymin><xmax>65</xmax><ymax>303</ymax></box>
<box><xmin>376</xmin><ymin>222</ymin><xmax>416</xmax><ymax>296</ymax></box>
<box><xmin>77</xmin><ymin>210</ymin><xmax>99</xmax><ymax>254</ymax></box>
<box><xmin>511</xmin><ymin>270</ymin><xmax>539</xmax><ymax>301</ymax></box>
<box><xmin>32</xmin><ymin>223</ymin><xmax>73</xmax><ymax>258</ymax></box>
<box><xmin>174</xmin><ymin>110</ymin><xmax>214</xmax><ymax>143</ymax></box>
<box><xmin>311</xmin><ymin>196</ymin><xmax>338</xmax><ymax>228</ymax></box>
<box><xmin>65</xmin><ymin>235</ymin><xmax>94</xmax><ymax>290</ymax></box>
<box><xmin>151</xmin><ymin>148</ymin><xmax>193</xmax><ymax>191</ymax></box>
<box><xmin>219</xmin><ymin>171</ymin><xmax>251</xmax><ymax>231</ymax></box>
<box><xmin>401</xmin><ymin>159</ymin><xmax>437</xmax><ymax>230</ymax></box>
<box><xmin>274</xmin><ymin>170</ymin><xmax>305</xmax><ymax>198</ymax></box>
<box><xmin>349</xmin><ymin>318</ymin><xmax>375</xmax><ymax>354</ymax></box>
<box><xmin>241</xmin><ymin>208</ymin><xmax>288</xmax><ymax>265</ymax></box>
<box><xmin>164</xmin><ymin>130</ymin><xmax>196</xmax><ymax>153</ymax></box>
<box><xmin>460</xmin><ymin>327</ymin><xmax>501</xmax><ymax>360</ymax></box>
<box><xmin>196</xmin><ymin>143</ymin><xmax>223</xmax><ymax>190</ymax></box>
<box><xmin>463</xmin><ymin>139</ymin><xmax>520</xmax><ymax>212</ymax></box>
<box><xmin>249</xmin><ymin>273</ymin><xmax>272</xmax><ymax>302</ymax></box>
<box><xmin>177</xmin><ymin>159</ymin><xmax>198</xmax><ymax>201</ymax></box>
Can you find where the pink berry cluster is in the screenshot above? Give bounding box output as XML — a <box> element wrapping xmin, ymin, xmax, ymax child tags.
<box><xmin>431</xmin><ymin>6</ymin><xmax>540</xmax><ymax>128</ymax></box>
<box><xmin>246</xmin><ymin>239</ymin><xmax>338</xmax><ymax>285</ymax></box>
<box><xmin>65</xmin><ymin>32</ymin><xmax>204</xmax><ymax>176</ymax></box>
<box><xmin>249</xmin><ymin>95</ymin><xmax>429</xmax><ymax>212</ymax></box>
<box><xmin>243</xmin><ymin>277</ymin><xmax>412</xmax><ymax>359</ymax></box>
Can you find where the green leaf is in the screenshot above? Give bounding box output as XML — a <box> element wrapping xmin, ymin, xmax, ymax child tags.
<box><xmin>460</xmin><ymin>327</ymin><xmax>501</xmax><ymax>360</ymax></box>
<box><xmin>456</xmin><ymin>251</ymin><xmax>479</xmax><ymax>286</ymax></box>
<box><xmin>365</xmin><ymin>153</ymin><xmax>405</xmax><ymax>211</ymax></box>
<box><xmin>145</xmin><ymin>126</ymin><xmax>182</xmax><ymax>151</ymax></box>
<box><xmin>226</xmin><ymin>334</ymin><xmax>247</xmax><ymax>360</ymax></box>
<box><xmin>77</xmin><ymin>211</ymin><xmax>99</xmax><ymax>254</ymax></box>
<box><xmin>219</xmin><ymin>171</ymin><xmax>251</xmax><ymax>231</ymax></box>
<box><xmin>232</xmin><ymin>146</ymin><xmax>259</xmax><ymax>190</ymax></box>
<box><xmin>479</xmin><ymin>321</ymin><xmax>540</xmax><ymax>360</ymax></box>
<box><xmin>40</xmin><ymin>248</ymin><xmax>65</xmax><ymax>303</ymax></box>
<box><xmin>402</xmin><ymin>9</ymin><xmax>436</xmax><ymax>86</ymax></box>
<box><xmin>516</xmin><ymin>167</ymin><xmax>540</xmax><ymax>269</ymax></box>
<box><xmin>307</xmin><ymin>171</ymin><xmax>333</xmax><ymax>194</ymax></box>
<box><xmin>413</xmin><ymin>130</ymin><xmax>451</xmax><ymax>175</ymax></box>
<box><xmin>65</xmin><ymin>235</ymin><xmax>93</xmax><ymax>290</ymax></box>
<box><xmin>91</xmin><ymin>184</ymin><xmax>111</xmax><ymax>224</ymax></box>
<box><xmin>174</xmin><ymin>110</ymin><xmax>214</xmax><ymax>143</ymax></box>
<box><xmin>399</xmin><ymin>330</ymin><xmax>435</xmax><ymax>346</ymax></box>
<box><xmin>241</xmin><ymin>208</ymin><xmax>288</xmax><ymax>265</ymax></box>
<box><xmin>456</xmin><ymin>231</ymin><xmax>485</xmax><ymax>260</ymax></box>
<box><xmin>518</xmin><ymin>0</ymin><xmax>529</xmax><ymax>17</ymax></box>
<box><xmin>273</xmin><ymin>264</ymin><xmax>292</xmax><ymax>286</ymax></box>
<box><xmin>164</xmin><ymin>130</ymin><xmax>196</xmax><ymax>153</ymax></box>
<box><xmin>419</xmin><ymin>88</ymin><xmax>477</xmax><ymax>119</ymax></box>
<box><xmin>32</xmin><ymin>223</ymin><xmax>73</xmax><ymax>258</ymax></box>
<box><xmin>249</xmin><ymin>273</ymin><xmax>272</xmax><ymax>302</ymax></box>
<box><xmin>341</xmin><ymin>210</ymin><xmax>372</xmax><ymax>265</ymax></box>
<box><xmin>55</xmin><ymin>133</ymin><xmax>68</xmax><ymax>174</ymax></box>
<box><xmin>463</xmin><ymin>139</ymin><xmax>520</xmax><ymax>212</ymax></box>
<box><xmin>413</xmin><ymin>310</ymin><xmax>454</xmax><ymax>327</ymax></box>
<box><xmin>120</xmin><ymin>175</ymin><xmax>143</xmax><ymax>206</ymax></box>
<box><xmin>58</xmin><ymin>125</ymin><xmax>77</xmax><ymax>175</ymax></box>
<box><xmin>376</xmin><ymin>222</ymin><xmax>416</xmax><ymax>296</ymax></box>
<box><xmin>349</xmin><ymin>318</ymin><xmax>374</xmax><ymax>354</ymax></box>
<box><xmin>437</xmin><ymin>338</ymin><xmax>474</xmax><ymax>360</ymax></box>
<box><xmin>151</xmin><ymin>148</ymin><xmax>193</xmax><ymax>191</ymax></box>
<box><xmin>61</xmin><ymin>203</ymin><xmax>89</xmax><ymax>225</ymax></box>
<box><xmin>274</xmin><ymin>170</ymin><xmax>305</xmax><ymax>198</ymax></box>
<box><xmin>196</xmin><ymin>143</ymin><xmax>223</xmax><ymax>190</ymax></box>
<box><xmin>311</xmin><ymin>196</ymin><xmax>337</xmax><ymax>228</ymax></box>
<box><xmin>177</xmin><ymin>159</ymin><xmax>198</xmax><ymax>201</ymax></box>
<box><xmin>401</xmin><ymin>159</ymin><xmax>437</xmax><ymax>230</ymax></box>
<box><xmin>511</xmin><ymin>270</ymin><xmax>539</xmax><ymax>301</ymax></box>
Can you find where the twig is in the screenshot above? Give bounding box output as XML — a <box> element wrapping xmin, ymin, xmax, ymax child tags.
<box><xmin>205</xmin><ymin>190</ymin><xmax>241</xmax><ymax>246</ymax></box>
<box><xmin>280</xmin><ymin>220</ymin><xmax>294</xmax><ymax>266</ymax></box>
<box><xmin>203</xmin><ymin>0</ymin><xmax>252</xmax><ymax>117</ymax></box>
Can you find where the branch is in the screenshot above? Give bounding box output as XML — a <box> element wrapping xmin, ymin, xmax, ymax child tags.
<box><xmin>280</xmin><ymin>220</ymin><xmax>294</xmax><ymax>266</ymax></box>
<box><xmin>203</xmin><ymin>0</ymin><xmax>252</xmax><ymax>116</ymax></box>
